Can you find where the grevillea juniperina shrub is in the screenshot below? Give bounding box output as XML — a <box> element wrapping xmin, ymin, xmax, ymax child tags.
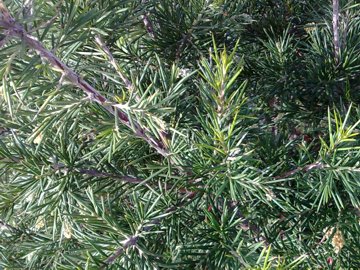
<box><xmin>0</xmin><ymin>0</ymin><xmax>360</xmax><ymax>269</ymax></box>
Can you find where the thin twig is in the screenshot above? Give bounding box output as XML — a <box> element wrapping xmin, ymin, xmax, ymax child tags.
<box><xmin>94</xmin><ymin>35</ymin><xmax>140</xmax><ymax>101</ymax></box>
<box><xmin>142</xmin><ymin>14</ymin><xmax>155</xmax><ymax>39</ymax></box>
<box><xmin>141</xmin><ymin>0</ymin><xmax>155</xmax><ymax>39</ymax></box>
<box><xmin>275</xmin><ymin>161</ymin><xmax>325</xmax><ymax>179</ymax></box>
<box><xmin>22</xmin><ymin>0</ymin><xmax>34</xmax><ymax>30</ymax></box>
<box><xmin>0</xmin><ymin>219</ymin><xmax>19</xmax><ymax>232</ymax></box>
<box><xmin>176</xmin><ymin>33</ymin><xmax>190</xmax><ymax>59</ymax></box>
<box><xmin>332</xmin><ymin>0</ymin><xmax>340</xmax><ymax>63</ymax></box>
<box><xmin>1</xmin><ymin>157</ymin><xmax>143</xmax><ymax>184</ymax></box>
<box><xmin>76</xmin><ymin>168</ymin><xmax>142</xmax><ymax>183</ymax></box>
<box><xmin>0</xmin><ymin>1</ymin><xmax>11</xmax><ymax>22</ymax></box>
<box><xmin>0</xmin><ymin>34</ymin><xmax>8</xmax><ymax>48</ymax></box>
<box><xmin>102</xmin><ymin>191</ymin><xmax>196</xmax><ymax>267</ymax></box>
<box><xmin>30</xmin><ymin>0</ymin><xmax>63</xmax><ymax>33</ymax></box>
<box><xmin>0</xmin><ymin>4</ymin><xmax>168</xmax><ymax>157</ymax></box>
<box><xmin>225</xmin><ymin>200</ymin><xmax>269</xmax><ymax>246</ymax></box>
<box><xmin>104</xmin><ymin>236</ymin><xmax>139</xmax><ymax>266</ymax></box>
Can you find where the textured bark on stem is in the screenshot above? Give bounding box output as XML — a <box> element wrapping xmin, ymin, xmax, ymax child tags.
<box><xmin>275</xmin><ymin>161</ymin><xmax>325</xmax><ymax>179</ymax></box>
<box><xmin>141</xmin><ymin>0</ymin><xmax>155</xmax><ymax>38</ymax></box>
<box><xmin>103</xmin><ymin>236</ymin><xmax>139</xmax><ymax>266</ymax></box>
<box><xmin>0</xmin><ymin>3</ymin><xmax>169</xmax><ymax>157</ymax></box>
<box><xmin>333</xmin><ymin>0</ymin><xmax>340</xmax><ymax>63</ymax></box>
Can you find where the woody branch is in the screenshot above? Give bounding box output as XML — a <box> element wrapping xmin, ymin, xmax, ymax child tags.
<box><xmin>0</xmin><ymin>1</ymin><xmax>169</xmax><ymax>157</ymax></box>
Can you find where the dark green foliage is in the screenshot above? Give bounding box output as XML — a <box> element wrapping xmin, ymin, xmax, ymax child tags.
<box><xmin>1</xmin><ymin>0</ymin><xmax>360</xmax><ymax>269</ymax></box>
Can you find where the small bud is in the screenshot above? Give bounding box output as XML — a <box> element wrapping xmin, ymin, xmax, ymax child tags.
<box><xmin>304</xmin><ymin>22</ymin><xmax>316</xmax><ymax>33</ymax></box>
<box><xmin>265</xmin><ymin>189</ymin><xmax>276</xmax><ymax>201</ymax></box>
<box><xmin>63</xmin><ymin>221</ymin><xmax>72</xmax><ymax>239</ymax></box>
<box><xmin>33</xmin><ymin>132</ymin><xmax>43</xmax><ymax>144</ymax></box>
<box><xmin>34</xmin><ymin>217</ymin><xmax>45</xmax><ymax>230</ymax></box>
<box><xmin>331</xmin><ymin>229</ymin><xmax>345</xmax><ymax>254</ymax></box>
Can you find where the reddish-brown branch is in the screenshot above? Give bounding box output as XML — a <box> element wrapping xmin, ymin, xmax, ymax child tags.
<box><xmin>0</xmin><ymin>4</ymin><xmax>168</xmax><ymax>157</ymax></box>
<box><xmin>141</xmin><ymin>0</ymin><xmax>155</xmax><ymax>39</ymax></box>
<box><xmin>103</xmin><ymin>235</ymin><xmax>139</xmax><ymax>266</ymax></box>
<box><xmin>275</xmin><ymin>161</ymin><xmax>325</xmax><ymax>179</ymax></box>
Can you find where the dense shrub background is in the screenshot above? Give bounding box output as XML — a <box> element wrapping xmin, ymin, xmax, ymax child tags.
<box><xmin>0</xmin><ymin>0</ymin><xmax>359</xmax><ymax>269</ymax></box>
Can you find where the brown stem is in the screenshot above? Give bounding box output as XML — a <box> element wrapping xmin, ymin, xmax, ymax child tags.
<box><xmin>103</xmin><ymin>235</ymin><xmax>139</xmax><ymax>266</ymax></box>
<box><xmin>0</xmin><ymin>4</ymin><xmax>168</xmax><ymax>156</ymax></box>
<box><xmin>94</xmin><ymin>35</ymin><xmax>140</xmax><ymax>101</ymax></box>
<box><xmin>275</xmin><ymin>161</ymin><xmax>325</xmax><ymax>179</ymax></box>
<box><xmin>0</xmin><ymin>219</ymin><xmax>19</xmax><ymax>232</ymax></box>
<box><xmin>332</xmin><ymin>0</ymin><xmax>340</xmax><ymax>63</ymax></box>
<box><xmin>141</xmin><ymin>0</ymin><xmax>155</xmax><ymax>39</ymax></box>
<box><xmin>176</xmin><ymin>33</ymin><xmax>190</xmax><ymax>59</ymax></box>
